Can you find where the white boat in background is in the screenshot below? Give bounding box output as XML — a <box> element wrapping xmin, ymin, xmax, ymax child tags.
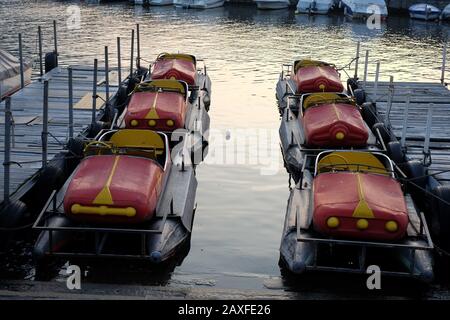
<box><xmin>442</xmin><ymin>4</ymin><xmax>450</xmax><ymax>20</ymax></box>
<box><xmin>149</xmin><ymin>0</ymin><xmax>173</xmax><ymax>5</ymax></box>
<box><xmin>0</xmin><ymin>49</ymin><xmax>32</xmax><ymax>99</ymax></box>
<box><xmin>340</xmin><ymin>0</ymin><xmax>388</xmax><ymax>19</ymax></box>
<box><xmin>173</xmin><ymin>0</ymin><xmax>224</xmax><ymax>9</ymax></box>
<box><xmin>296</xmin><ymin>0</ymin><xmax>334</xmax><ymax>14</ymax></box>
<box><xmin>254</xmin><ymin>0</ymin><xmax>290</xmax><ymax>10</ymax></box>
<box><xmin>409</xmin><ymin>3</ymin><xmax>441</xmax><ymax>21</ymax></box>
<box><xmin>135</xmin><ymin>0</ymin><xmax>172</xmax><ymax>5</ymax></box>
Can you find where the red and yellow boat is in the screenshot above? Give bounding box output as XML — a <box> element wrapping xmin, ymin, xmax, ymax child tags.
<box><xmin>123</xmin><ymin>79</ymin><xmax>189</xmax><ymax>132</ymax></box>
<box><xmin>300</xmin><ymin>93</ymin><xmax>369</xmax><ymax>147</ymax></box>
<box><xmin>63</xmin><ymin>129</ymin><xmax>170</xmax><ymax>224</ymax></box>
<box><xmin>312</xmin><ymin>151</ymin><xmax>408</xmax><ymax>240</ymax></box>
<box><xmin>151</xmin><ymin>53</ymin><xmax>197</xmax><ymax>86</ymax></box>
<box><xmin>293</xmin><ymin>59</ymin><xmax>344</xmax><ymax>94</ymax></box>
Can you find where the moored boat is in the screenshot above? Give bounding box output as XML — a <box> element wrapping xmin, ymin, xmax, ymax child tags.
<box><xmin>296</xmin><ymin>0</ymin><xmax>334</xmax><ymax>14</ymax></box>
<box><xmin>340</xmin><ymin>0</ymin><xmax>388</xmax><ymax>19</ymax></box>
<box><xmin>279</xmin><ymin>150</ymin><xmax>434</xmax><ymax>282</ymax></box>
<box><xmin>173</xmin><ymin>0</ymin><xmax>225</xmax><ymax>9</ymax></box>
<box><xmin>149</xmin><ymin>0</ymin><xmax>173</xmax><ymax>5</ymax></box>
<box><xmin>409</xmin><ymin>3</ymin><xmax>441</xmax><ymax>21</ymax></box>
<box><xmin>441</xmin><ymin>4</ymin><xmax>450</xmax><ymax>20</ymax></box>
<box><xmin>0</xmin><ymin>49</ymin><xmax>32</xmax><ymax>99</ymax></box>
<box><xmin>254</xmin><ymin>0</ymin><xmax>290</xmax><ymax>10</ymax></box>
<box><xmin>33</xmin><ymin>129</ymin><xmax>198</xmax><ymax>264</ymax></box>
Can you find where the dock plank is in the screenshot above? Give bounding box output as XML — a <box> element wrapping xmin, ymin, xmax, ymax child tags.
<box><xmin>0</xmin><ymin>66</ymin><xmax>122</xmax><ymax>204</ymax></box>
<box><xmin>362</xmin><ymin>80</ymin><xmax>450</xmax><ymax>184</ymax></box>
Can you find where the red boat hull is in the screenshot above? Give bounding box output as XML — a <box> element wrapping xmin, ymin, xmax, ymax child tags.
<box><xmin>302</xmin><ymin>103</ymin><xmax>368</xmax><ymax>147</ymax></box>
<box><xmin>124</xmin><ymin>91</ymin><xmax>187</xmax><ymax>131</ymax></box>
<box><xmin>152</xmin><ymin>58</ymin><xmax>197</xmax><ymax>86</ymax></box>
<box><xmin>295</xmin><ymin>66</ymin><xmax>344</xmax><ymax>93</ymax></box>
<box><xmin>313</xmin><ymin>172</ymin><xmax>409</xmax><ymax>241</ymax></box>
<box><xmin>63</xmin><ymin>155</ymin><xmax>164</xmax><ymax>224</ymax></box>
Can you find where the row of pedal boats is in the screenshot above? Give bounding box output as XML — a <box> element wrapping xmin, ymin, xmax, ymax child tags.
<box><xmin>276</xmin><ymin>59</ymin><xmax>435</xmax><ymax>282</ymax></box>
<box><xmin>29</xmin><ymin>53</ymin><xmax>212</xmax><ymax>266</ymax></box>
<box><xmin>1</xmin><ymin>50</ymin><xmax>448</xmax><ymax>283</ymax></box>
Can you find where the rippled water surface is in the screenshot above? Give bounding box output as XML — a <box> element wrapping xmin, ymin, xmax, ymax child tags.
<box><xmin>1</xmin><ymin>0</ymin><xmax>450</xmax><ymax>293</ymax></box>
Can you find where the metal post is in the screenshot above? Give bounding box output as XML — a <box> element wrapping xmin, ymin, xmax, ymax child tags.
<box><xmin>92</xmin><ymin>59</ymin><xmax>98</xmax><ymax>124</ymax></box>
<box><xmin>385</xmin><ymin>76</ymin><xmax>394</xmax><ymax>127</ymax></box>
<box><xmin>400</xmin><ymin>92</ymin><xmax>410</xmax><ymax>148</ymax></box>
<box><xmin>441</xmin><ymin>42</ymin><xmax>447</xmax><ymax>85</ymax></box>
<box><xmin>130</xmin><ymin>29</ymin><xmax>135</xmax><ymax>77</ymax></box>
<box><xmin>19</xmin><ymin>33</ymin><xmax>25</xmax><ymax>88</ymax></box>
<box><xmin>105</xmin><ymin>46</ymin><xmax>109</xmax><ymax>103</ymax></box>
<box><xmin>4</xmin><ymin>97</ymin><xmax>12</xmax><ymax>204</ymax></box>
<box><xmin>363</xmin><ymin>50</ymin><xmax>369</xmax><ymax>88</ymax></box>
<box><xmin>53</xmin><ymin>20</ymin><xmax>58</xmax><ymax>67</ymax></box>
<box><xmin>354</xmin><ymin>41</ymin><xmax>360</xmax><ymax>79</ymax></box>
<box><xmin>117</xmin><ymin>37</ymin><xmax>122</xmax><ymax>85</ymax></box>
<box><xmin>42</xmin><ymin>80</ymin><xmax>49</xmax><ymax>168</ymax></box>
<box><xmin>136</xmin><ymin>24</ymin><xmax>140</xmax><ymax>70</ymax></box>
<box><xmin>38</xmin><ymin>26</ymin><xmax>43</xmax><ymax>77</ymax></box>
<box><xmin>373</xmin><ymin>61</ymin><xmax>380</xmax><ymax>102</ymax></box>
<box><xmin>68</xmin><ymin>67</ymin><xmax>74</xmax><ymax>139</ymax></box>
<box><xmin>424</xmin><ymin>103</ymin><xmax>433</xmax><ymax>157</ymax></box>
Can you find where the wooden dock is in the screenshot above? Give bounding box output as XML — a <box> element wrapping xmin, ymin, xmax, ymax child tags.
<box><xmin>362</xmin><ymin>80</ymin><xmax>450</xmax><ymax>183</ymax></box>
<box><xmin>0</xmin><ymin>65</ymin><xmax>120</xmax><ymax>205</ymax></box>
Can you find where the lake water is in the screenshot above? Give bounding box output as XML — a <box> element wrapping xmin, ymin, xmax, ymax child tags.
<box><xmin>1</xmin><ymin>0</ymin><xmax>450</xmax><ymax>295</ymax></box>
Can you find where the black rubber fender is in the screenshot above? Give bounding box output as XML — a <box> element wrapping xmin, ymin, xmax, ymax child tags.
<box><xmin>430</xmin><ymin>185</ymin><xmax>450</xmax><ymax>249</ymax></box>
<box><xmin>0</xmin><ymin>200</ymin><xmax>28</xmax><ymax>250</ymax></box>
<box><xmin>372</xmin><ymin>122</ymin><xmax>390</xmax><ymax>144</ymax></box>
<box><xmin>347</xmin><ymin>77</ymin><xmax>358</xmax><ymax>94</ymax></box>
<box><xmin>65</xmin><ymin>137</ymin><xmax>85</xmax><ymax>172</ymax></box>
<box><xmin>387</xmin><ymin>141</ymin><xmax>405</xmax><ymax>165</ymax></box>
<box><xmin>36</xmin><ymin>161</ymin><xmax>66</xmax><ymax>192</ymax></box>
<box><xmin>361</xmin><ymin>102</ymin><xmax>378</xmax><ymax>128</ymax></box>
<box><xmin>353</xmin><ymin>88</ymin><xmax>366</xmax><ymax>106</ymax></box>
<box><xmin>44</xmin><ymin>51</ymin><xmax>58</xmax><ymax>74</ymax></box>
<box><xmin>0</xmin><ymin>200</ymin><xmax>28</xmax><ymax>230</ymax></box>
<box><xmin>87</xmin><ymin>121</ymin><xmax>106</xmax><ymax>138</ymax></box>
<box><xmin>203</xmin><ymin>93</ymin><xmax>211</xmax><ymax>112</ymax></box>
<box><xmin>404</xmin><ymin>160</ymin><xmax>428</xmax><ymax>191</ymax></box>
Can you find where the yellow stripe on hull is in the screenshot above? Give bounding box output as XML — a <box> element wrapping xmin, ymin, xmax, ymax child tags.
<box><xmin>71</xmin><ymin>204</ymin><xmax>136</xmax><ymax>217</ymax></box>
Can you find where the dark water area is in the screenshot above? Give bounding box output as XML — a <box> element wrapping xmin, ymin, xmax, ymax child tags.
<box><xmin>1</xmin><ymin>0</ymin><xmax>450</xmax><ymax>297</ymax></box>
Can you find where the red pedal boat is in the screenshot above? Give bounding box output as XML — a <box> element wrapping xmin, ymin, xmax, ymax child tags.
<box><xmin>294</xmin><ymin>59</ymin><xmax>344</xmax><ymax>93</ymax></box>
<box><xmin>151</xmin><ymin>53</ymin><xmax>197</xmax><ymax>86</ymax></box>
<box><xmin>63</xmin><ymin>129</ymin><xmax>170</xmax><ymax>224</ymax></box>
<box><xmin>312</xmin><ymin>151</ymin><xmax>409</xmax><ymax>241</ymax></box>
<box><xmin>300</xmin><ymin>93</ymin><xmax>369</xmax><ymax>147</ymax></box>
<box><xmin>124</xmin><ymin>80</ymin><xmax>188</xmax><ymax>131</ymax></box>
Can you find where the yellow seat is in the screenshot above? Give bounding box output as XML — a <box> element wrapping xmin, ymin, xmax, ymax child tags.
<box><xmin>303</xmin><ymin>93</ymin><xmax>349</xmax><ymax>109</ymax></box>
<box><xmin>157</xmin><ymin>53</ymin><xmax>196</xmax><ymax>66</ymax></box>
<box><xmin>110</xmin><ymin>129</ymin><xmax>164</xmax><ymax>150</ymax></box>
<box><xmin>317</xmin><ymin>152</ymin><xmax>389</xmax><ymax>175</ymax></box>
<box><xmin>294</xmin><ymin>59</ymin><xmax>333</xmax><ymax>73</ymax></box>
<box><xmin>134</xmin><ymin>79</ymin><xmax>186</xmax><ymax>95</ymax></box>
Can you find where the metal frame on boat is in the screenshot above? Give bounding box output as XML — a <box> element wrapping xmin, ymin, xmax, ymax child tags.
<box><xmin>280</xmin><ymin>150</ymin><xmax>435</xmax><ymax>282</ymax></box>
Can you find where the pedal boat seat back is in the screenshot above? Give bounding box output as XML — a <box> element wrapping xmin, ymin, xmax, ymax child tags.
<box><xmin>151</xmin><ymin>53</ymin><xmax>197</xmax><ymax>86</ymax></box>
<box><xmin>294</xmin><ymin>59</ymin><xmax>344</xmax><ymax>93</ymax></box>
<box><xmin>312</xmin><ymin>151</ymin><xmax>409</xmax><ymax>241</ymax></box>
<box><xmin>125</xmin><ymin>80</ymin><xmax>188</xmax><ymax>131</ymax></box>
<box><xmin>63</xmin><ymin>130</ymin><xmax>170</xmax><ymax>224</ymax></box>
<box><xmin>301</xmin><ymin>93</ymin><xmax>369</xmax><ymax>147</ymax></box>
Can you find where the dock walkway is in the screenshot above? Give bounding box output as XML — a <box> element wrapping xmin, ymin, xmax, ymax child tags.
<box><xmin>362</xmin><ymin>80</ymin><xmax>450</xmax><ymax>183</ymax></box>
<box><xmin>0</xmin><ymin>66</ymin><xmax>120</xmax><ymax>205</ymax></box>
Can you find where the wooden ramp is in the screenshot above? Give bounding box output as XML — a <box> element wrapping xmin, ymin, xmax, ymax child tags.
<box><xmin>362</xmin><ymin>81</ymin><xmax>450</xmax><ymax>183</ymax></box>
<box><xmin>0</xmin><ymin>66</ymin><xmax>120</xmax><ymax>204</ymax></box>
